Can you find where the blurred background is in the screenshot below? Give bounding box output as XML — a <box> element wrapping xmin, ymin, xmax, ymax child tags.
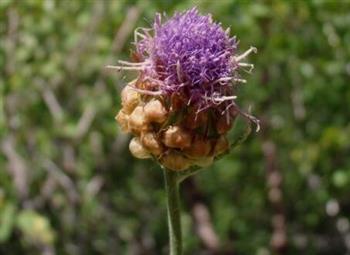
<box><xmin>1</xmin><ymin>0</ymin><xmax>350</xmax><ymax>254</ymax></box>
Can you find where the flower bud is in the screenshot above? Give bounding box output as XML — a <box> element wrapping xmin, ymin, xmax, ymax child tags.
<box><xmin>129</xmin><ymin>106</ymin><xmax>148</xmax><ymax>134</ymax></box>
<box><xmin>160</xmin><ymin>151</ymin><xmax>191</xmax><ymax>171</ymax></box>
<box><xmin>121</xmin><ymin>86</ymin><xmax>140</xmax><ymax>114</ymax></box>
<box><xmin>129</xmin><ymin>137</ymin><xmax>151</xmax><ymax>159</ymax></box>
<box><xmin>213</xmin><ymin>135</ymin><xmax>229</xmax><ymax>156</ymax></box>
<box><xmin>144</xmin><ymin>99</ymin><xmax>168</xmax><ymax>123</ymax></box>
<box><xmin>163</xmin><ymin>126</ymin><xmax>192</xmax><ymax>149</ymax></box>
<box><xmin>183</xmin><ymin>135</ymin><xmax>211</xmax><ymax>158</ymax></box>
<box><xmin>141</xmin><ymin>132</ymin><xmax>163</xmax><ymax>156</ymax></box>
<box><xmin>115</xmin><ymin>110</ymin><xmax>129</xmax><ymax>132</ymax></box>
<box><xmin>112</xmin><ymin>8</ymin><xmax>258</xmax><ymax>167</ymax></box>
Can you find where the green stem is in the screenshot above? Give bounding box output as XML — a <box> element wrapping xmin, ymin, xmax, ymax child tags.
<box><xmin>163</xmin><ymin>169</ymin><xmax>182</xmax><ymax>255</ymax></box>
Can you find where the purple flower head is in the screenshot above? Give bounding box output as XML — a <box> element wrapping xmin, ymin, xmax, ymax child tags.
<box><xmin>110</xmin><ymin>7</ymin><xmax>258</xmax><ymax>129</ymax></box>
<box><xmin>136</xmin><ymin>8</ymin><xmax>240</xmax><ymax>108</ymax></box>
<box><xmin>144</xmin><ymin>8</ymin><xmax>237</xmax><ymax>87</ymax></box>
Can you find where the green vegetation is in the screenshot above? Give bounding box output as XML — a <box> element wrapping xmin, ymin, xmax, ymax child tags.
<box><xmin>1</xmin><ymin>0</ymin><xmax>350</xmax><ymax>254</ymax></box>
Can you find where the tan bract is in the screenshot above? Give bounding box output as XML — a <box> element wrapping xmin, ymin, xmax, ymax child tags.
<box><xmin>116</xmin><ymin>83</ymin><xmax>232</xmax><ymax>171</ymax></box>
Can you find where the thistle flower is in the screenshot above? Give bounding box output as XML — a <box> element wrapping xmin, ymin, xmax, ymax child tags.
<box><xmin>111</xmin><ymin>7</ymin><xmax>258</xmax><ymax>171</ymax></box>
<box><xmin>110</xmin><ymin>8</ymin><xmax>259</xmax><ymax>255</ymax></box>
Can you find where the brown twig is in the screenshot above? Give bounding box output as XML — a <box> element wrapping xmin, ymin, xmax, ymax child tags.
<box><xmin>42</xmin><ymin>158</ymin><xmax>79</xmax><ymax>204</ymax></box>
<box><xmin>262</xmin><ymin>138</ymin><xmax>287</xmax><ymax>254</ymax></box>
<box><xmin>75</xmin><ymin>105</ymin><xmax>96</xmax><ymax>140</ymax></box>
<box><xmin>183</xmin><ymin>178</ymin><xmax>221</xmax><ymax>254</ymax></box>
<box><xmin>4</xmin><ymin>7</ymin><xmax>18</xmax><ymax>75</ymax></box>
<box><xmin>42</xmin><ymin>87</ymin><xmax>64</xmax><ymax>123</ymax></box>
<box><xmin>258</xmin><ymin>15</ymin><xmax>288</xmax><ymax>253</ymax></box>
<box><xmin>110</xmin><ymin>6</ymin><xmax>142</xmax><ymax>57</ymax></box>
<box><xmin>65</xmin><ymin>0</ymin><xmax>105</xmax><ymax>73</ymax></box>
<box><xmin>1</xmin><ymin>136</ymin><xmax>29</xmax><ymax>200</ymax></box>
<box><xmin>103</xmin><ymin>5</ymin><xmax>142</xmax><ymax>92</ymax></box>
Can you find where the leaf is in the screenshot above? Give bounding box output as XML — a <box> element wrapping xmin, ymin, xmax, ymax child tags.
<box><xmin>16</xmin><ymin>210</ymin><xmax>55</xmax><ymax>245</ymax></box>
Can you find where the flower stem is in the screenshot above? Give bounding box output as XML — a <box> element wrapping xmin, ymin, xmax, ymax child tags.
<box><xmin>163</xmin><ymin>169</ymin><xmax>182</xmax><ymax>255</ymax></box>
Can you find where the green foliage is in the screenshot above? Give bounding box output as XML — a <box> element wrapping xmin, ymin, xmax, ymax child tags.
<box><xmin>17</xmin><ymin>210</ymin><xmax>55</xmax><ymax>245</ymax></box>
<box><xmin>1</xmin><ymin>0</ymin><xmax>350</xmax><ymax>254</ymax></box>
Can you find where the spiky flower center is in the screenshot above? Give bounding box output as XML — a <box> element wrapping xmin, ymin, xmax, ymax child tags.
<box><xmin>152</xmin><ymin>9</ymin><xmax>236</xmax><ymax>87</ymax></box>
<box><xmin>138</xmin><ymin>8</ymin><xmax>239</xmax><ymax>111</ymax></box>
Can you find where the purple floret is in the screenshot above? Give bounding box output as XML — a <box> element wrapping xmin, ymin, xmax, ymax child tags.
<box><xmin>153</xmin><ymin>8</ymin><xmax>237</xmax><ymax>85</ymax></box>
<box><xmin>136</xmin><ymin>8</ymin><xmax>239</xmax><ymax>108</ymax></box>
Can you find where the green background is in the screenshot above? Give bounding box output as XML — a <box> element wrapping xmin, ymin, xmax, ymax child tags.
<box><xmin>1</xmin><ymin>0</ymin><xmax>350</xmax><ymax>254</ymax></box>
